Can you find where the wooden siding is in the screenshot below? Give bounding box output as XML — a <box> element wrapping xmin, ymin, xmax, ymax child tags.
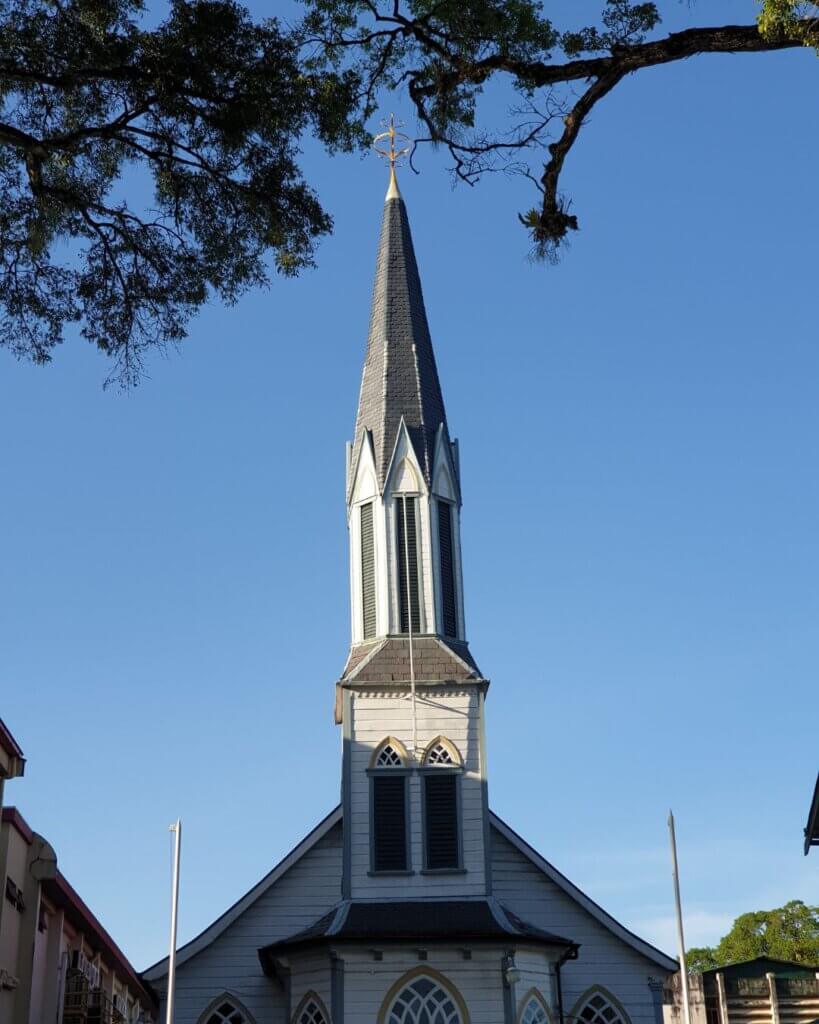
<box><xmin>342</xmin><ymin>946</ymin><xmax>506</xmax><ymax>1024</ymax></box>
<box><xmin>153</xmin><ymin>823</ymin><xmax>343</xmax><ymax>1024</ymax></box>
<box><xmin>349</xmin><ymin>690</ymin><xmax>487</xmax><ymax>898</ymax></box>
<box><xmin>491</xmin><ymin>827</ymin><xmax>667</xmax><ymax>1024</ymax></box>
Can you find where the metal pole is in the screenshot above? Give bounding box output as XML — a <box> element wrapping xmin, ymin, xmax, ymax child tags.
<box><xmin>165</xmin><ymin>820</ymin><xmax>182</xmax><ymax>1024</ymax></box>
<box><xmin>402</xmin><ymin>496</ymin><xmax>417</xmax><ymax>755</ymax></box>
<box><xmin>668</xmin><ymin>810</ymin><xmax>692</xmax><ymax>1024</ymax></box>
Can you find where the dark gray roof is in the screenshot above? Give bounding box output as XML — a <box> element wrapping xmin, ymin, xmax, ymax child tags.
<box><xmin>258</xmin><ymin>900</ymin><xmax>576</xmax><ymax>968</ymax></box>
<box><xmin>340</xmin><ymin>636</ymin><xmax>483</xmax><ymax>684</ymax></box>
<box><xmin>805</xmin><ymin>772</ymin><xmax>819</xmax><ymax>855</ymax></box>
<box><xmin>353</xmin><ymin>195</ymin><xmax>448</xmax><ymax>491</ymax></box>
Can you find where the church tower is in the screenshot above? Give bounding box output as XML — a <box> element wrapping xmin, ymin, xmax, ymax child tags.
<box><xmin>337</xmin><ymin>165</ymin><xmax>492</xmax><ymax>901</ymax></box>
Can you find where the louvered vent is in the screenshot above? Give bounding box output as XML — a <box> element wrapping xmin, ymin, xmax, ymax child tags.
<box><xmin>372</xmin><ymin>775</ymin><xmax>407</xmax><ymax>871</ymax></box>
<box><xmin>360</xmin><ymin>502</ymin><xmax>376</xmax><ymax>639</ymax></box>
<box><xmin>424</xmin><ymin>773</ymin><xmax>459</xmax><ymax>869</ymax></box>
<box><xmin>396</xmin><ymin>497</ymin><xmax>421</xmax><ymax>633</ymax></box>
<box><xmin>437</xmin><ymin>501</ymin><xmax>457</xmax><ymax>637</ymax></box>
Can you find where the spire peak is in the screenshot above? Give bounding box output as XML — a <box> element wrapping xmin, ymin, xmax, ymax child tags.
<box><xmin>373</xmin><ymin>114</ymin><xmax>410</xmax><ymax>203</ymax></box>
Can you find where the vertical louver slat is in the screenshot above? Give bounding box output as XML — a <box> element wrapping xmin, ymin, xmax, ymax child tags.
<box><xmin>372</xmin><ymin>775</ymin><xmax>407</xmax><ymax>871</ymax></box>
<box><xmin>424</xmin><ymin>773</ymin><xmax>459</xmax><ymax>869</ymax></box>
<box><xmin>438</xmin><ymin>501</ymin><xmax>457</xmax><ymax>637</ymax></box>
<box><xmin>360</xmin><ymin>502</ymin><xmax>376</xmax><ymax>639</ymax></box>
<box><xmin>396</xmin><ymin>497</ymin><xmax>421</xmax><ymax>633</ymax></box>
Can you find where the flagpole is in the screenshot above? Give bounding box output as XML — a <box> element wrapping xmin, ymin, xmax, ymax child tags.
<box><xmin>668</xmin><ymin>810</ymin><xmax>691</xmax><ymax>1024</ymax></box>
<box><xmin>165</xmin><ymin>820</ymin><xmax>182</xmax><ymax>1024</ymax></box>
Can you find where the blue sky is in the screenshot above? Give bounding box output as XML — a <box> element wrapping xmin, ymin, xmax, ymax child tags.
<box><xmin>1</xmin><ymin>1</ymin><xmax>817</xmax><ymax>970</ymax></box>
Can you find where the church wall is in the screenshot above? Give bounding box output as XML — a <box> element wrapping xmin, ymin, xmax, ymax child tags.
<box><xmin>289</xmin><ymin>951</ymin><xmax>333</xmax><ymax>1020</ymax></box>
<box><xmin>513</xmin><ymin>949</ymin><xmax>559</xmax><ymax>1021</ymax></box>
<box><xmin>341</xmin><ymin>945</ymin><xmax>506</xmax><ymax>1023</ymax></box>
<box><xmin>349</xmin><ymin>689</ymin><xmax>486</xmax><ymax>898</ymax></box>
<box><xmin>491</xmin><ymin>827</ymin><xmax>668</xmax><ymax>1024</ymax></box>
<box><xmin>152</xmin><ymin>822</ymin><xmax>343</xmax><ymax>1024</ymax></box>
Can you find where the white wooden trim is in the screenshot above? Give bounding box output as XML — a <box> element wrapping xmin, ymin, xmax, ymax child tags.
<box><xmin>142</xmin><ymin>806</ymin><xmax>342</xmax><ymax>981</ymax></box>
<box><xmin>489</xmin><ymin>813</ymin><xmax>677</xmax><ymax>972</ymax></box>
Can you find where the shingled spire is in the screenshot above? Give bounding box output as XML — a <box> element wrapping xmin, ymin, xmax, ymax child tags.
<box><xmin>352</xmin><ymin>183</ymin><xmax>448</xmax><ymax>490</ymax></box>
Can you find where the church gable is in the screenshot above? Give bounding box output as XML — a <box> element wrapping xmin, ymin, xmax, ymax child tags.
<box><xmin>490</xmin><ymin>819</ymin><xmax>674</xmax><ymax>1024</ymax></box>
<box><xmin>144</xmin><ymin>815</ymin><xmax>343</xmax><ymax>1024</ymax></box>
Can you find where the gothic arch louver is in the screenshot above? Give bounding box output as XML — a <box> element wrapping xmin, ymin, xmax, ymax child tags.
<box><xmin>570</xmin><ymin>987</ymin><xmax>631</xmax><ymax>1024</ymax></box>
<box><xmin>519</xmin><ymin>988</ymin><xmax>552</xmax><ymax>1024</ymax></box>
<box><xmin>422</xmin><ymin>736</ymin><xmax>462</xmax><ymax>767</ymax></box>
<box><xmin>293</xmin><ymin>991</ymin><xmax>330</xmax><ymax>1024</ymax></box>
<box><xmin>199</xmin><ymin>993</ymin><xmax>255</xmax><ymax>1024</ymax></box>
<box><xmin>379</xmin><ymin>968</ymin><xmax>469</xmax><ymax>1024</ymax></box>
<box><xmin>370</xmin><ymin>736</ymin><xmax>410</xmax><ymax>872</ymax></box>
<box><xmin>371</xmin><ymin>736</ymin><xmax>410</xmax><ymax>768</ymax></box>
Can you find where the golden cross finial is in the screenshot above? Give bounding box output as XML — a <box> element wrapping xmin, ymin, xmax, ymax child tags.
<box><xmin>373</xmin><ymin>114</ymin><xmax>411</xmax><ymax>199</ymax></box>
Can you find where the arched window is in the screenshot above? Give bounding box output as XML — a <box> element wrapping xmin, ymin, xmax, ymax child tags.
<box><xmin>293</xmin><ymin>992</ymin><xmax>330</xmax><ymax>1024</ymax></box>
<box><xmin>571</xmin><ymin>988</ymin><xmax>630</xmax><ymax>1024</ymax></box>
<box><xmin>519</xmin><ymin>989</ymin><xmax>551</xmax><ymax>1024</ymax></box>
<box><xmin>381</xmin><ymin>971</ymin><xmax>467</xmax><ymax>1024</ymax></box>
<box><xmin>421</xmin><ymin>737</ymin><xmax>462</xmax><ymax>871</ymax></box>
<box><xmin>369</xmin><ymin>737</ymin><xmax>410</xmax><ymax>873</ymax></box>
<box><xmin>199</xmin><ymin>994</ymin><xmax>254</xmax><ymax>1024</ymax></box>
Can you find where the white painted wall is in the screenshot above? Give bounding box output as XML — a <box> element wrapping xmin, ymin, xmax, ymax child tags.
<box><xmin>491</xmin><ymin>826</ymin><xmax>667</xmax><ymax>1024</ymax></box>
<box><xmin>349</xmin><ymin>689</ymin><xmax>487</xmax><ymax>899</ymax></box>
<box><xmin>152</xmin><ymin>823</ymin><xmax>343</xmax><ymax>1024</ymax></box>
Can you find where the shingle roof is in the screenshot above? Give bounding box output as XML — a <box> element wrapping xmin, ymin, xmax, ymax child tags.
<box><xmin>258</xmin><ymin>899</ymin><xmax>576</xmax><ymax>968</ymax></box>
<box><xmin>353</xmin><ymin>194</ymin><xmax>447</xmax><ymax>491</ymax></box>
<box><xmin>340</xmin><ymin>636</ymin><xmax>484</xmax><ymax>684</ymax></box>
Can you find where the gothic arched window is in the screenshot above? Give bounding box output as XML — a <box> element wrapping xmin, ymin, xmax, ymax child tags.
<box><xmin>572</xmin><ymin>988</ymin><xmax>630</xmax><ymax>1024</ymax></box>
<box><xmin>382</xmin><ymin>971</ymin><xmax>467</xmax><ymax>1024</ymax></box>
<box><xmin>519</xmin><ymin>989</ymin><xmax>551</xmax><ymax>1024</ymax></box>
<box><xmin>200</xmin><ymin>994</ymin><xmax>254</xmax><ymax>1024</ymax></box>
<box><xmin>293</xmin><ymin>992</ymin><xmax>330</xmax><ymax>1024</ymax></box>
<box><xmin>421</xmin><ymin>737</ymin><xmax>462</xmax><ymax>871</ymax></box>
<box><xmin>370</xmin><ymin>737</ymin><xmax>410</xmax><ymax>873</ymax></box>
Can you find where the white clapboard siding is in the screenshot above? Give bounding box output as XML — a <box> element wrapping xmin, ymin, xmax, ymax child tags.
<box><xmin>491</xmin><ymin>825</ymin><xmax>667</xmax><ymax>1024</ymax></box>
<box><xmin>152</xmin><ymin>822</ymin><xmax>343</xmax><ymax>1024</ymax></box>
<box><xmin>349</xmin><ymin>690</ymin><xmax>486</xmax><ymax>898</ymax></box>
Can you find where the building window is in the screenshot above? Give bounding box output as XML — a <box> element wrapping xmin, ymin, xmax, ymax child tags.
<box><xmin>360</xmin><ymin>502</ymin><xmax>377</xmax><ymax>639</ymax></box>
<box><xmin>383</xmin><ymin>973</ymin><xmax>464</xmax><ymax>1024</ymax></box>
<box><xmin>572</xmin><ymin>988</ymin><xmax>630</xmax><ymax>1024</ymax></box>
<box><xmin>294</xmin><ymin>993</ymin><xmax>330</xmax><ymax>1024</ymax></box>
<box><xmin>437</xmin><ymin>501</ymin><xmax>457</xmax><ymax>637</ymax></box>
<box><xmin>422</xmin><ymin>738</ymin><xmax>462</xmax><ymax>871</ymax></box>
<box><xmin>201</xmin><ymin>996</ymin><xmax>253</xmax><ymax>1024</ymax></box>
<box><xmin>370</xmin><ymin>738</ymin><xmax>409</xmax><ymax>873</ymax></box>
<box><xmin>520</xmin><ymin>991</ymin><xmax>551</xmax><ymax>1024</ymax></box>
<box><xmin>395</xmin><ymin>496</ymin><xmax>421</xmax><ymax>633</ymax></box>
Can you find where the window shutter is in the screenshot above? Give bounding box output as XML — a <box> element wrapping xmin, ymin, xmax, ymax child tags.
<box><xmin>437</xmin><ymin>501</ymin><xmax>457</xmax><ymax>637</ymax></box>
<box><xmin>424</xmin><ymin>773</ymin><xmax>459</xmax><ymax>869</ymax></box>
<box><xmin>360</xmin><ymin>502</ymin><xmax>376</xmax><ymax>639</ymax></box>
<box><xmin>396</xmin><ymin>497</ymin><xmax>421</xmax><ymax>633</ymax></box>
<box><xmin>372</xmin><ymin>775</ymin><xmax>407</xmax><ymax>871</ymax></box>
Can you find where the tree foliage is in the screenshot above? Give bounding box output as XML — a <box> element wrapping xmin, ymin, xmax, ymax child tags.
<box><xmin>687</xmin><ymin>901</ymin><xmax>819</xmax><ymax>973</ymax></box>
<box><xmin>0</xmin><ymin>0</ymin><xmax>815</xmax><ymax>381</ymax></box>
<box><xmin>0</xmin><ymin>0</ymin><xmax>363</xmax><ymax>383</ymax></box>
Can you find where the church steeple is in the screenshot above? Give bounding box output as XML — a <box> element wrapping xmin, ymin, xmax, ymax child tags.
<box><xmin>351</xmin><ymin>183</ymin><xmax>448</xmax><ymax>491</ymax></box>
<box><xmin>346</xmin><ymin>172</ymin><xmax>467</xmax><ymax>652</ymax></box>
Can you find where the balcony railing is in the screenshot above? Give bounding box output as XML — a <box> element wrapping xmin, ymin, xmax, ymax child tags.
<box><xmin>63</xmin><ymin>974</ymin><xmax>127</xmax><ymax>1024</ymax></box>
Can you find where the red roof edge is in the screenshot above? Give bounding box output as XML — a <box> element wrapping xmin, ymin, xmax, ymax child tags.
<box><xmin>0</xmin><ymin>717</ymin><xmax>25</xmax><ymax>768</ymax></box>
<box><xmin>1</xmin><ymin>805</ymin><xmax>156</xmax><ymax>1012</ymax></box>
<box><xmin>1</xmin><ymin>806</ymin><xmax>34</xmax><ymax>844</ymax></box>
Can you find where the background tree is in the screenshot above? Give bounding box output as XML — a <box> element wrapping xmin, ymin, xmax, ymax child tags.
<box><xmin>1</xmin><ymin>0</ymin><xmax>816</xmax><ymax>381</ymax></box>
<box><xmin>687</xmin><ymin>901</ymin><xmax>819</xmax><ymax>972</ymax></box>
<box><xmin>0</xmin><ymin>0</ymin><xmax>363</xmax><ymax>384</ymax></box>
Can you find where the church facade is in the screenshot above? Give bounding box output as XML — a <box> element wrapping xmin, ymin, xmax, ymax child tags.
<box><xmin>143</xmin><ymin>169</ymin><xmax>676</xmax><ymax>1024</ymax></box>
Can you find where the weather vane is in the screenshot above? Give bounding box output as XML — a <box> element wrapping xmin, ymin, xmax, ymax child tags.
<box><xmin>373</xmin><ymin>114</ymin><xmax>411</xmax><ymax>196</ymax></box>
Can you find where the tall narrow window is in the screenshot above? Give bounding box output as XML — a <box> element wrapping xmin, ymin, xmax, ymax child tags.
<box><xmin>422</xmin><ymin>738</ymin><xmax>462</xmax><ymax>871</ymax></box>
<box><xmin>437</xmin><ymin>501</ymin><xmax>457</xmax><ymax>637</ymax></box>
<box><xmin>360</xmin><ymin>502</ymin><xmax>376</xmax><ymax>639</ymax></box>
<box><xmin>395</xmin><ymin>497</ymin><xmax>421</xmax><ymax>633</ymax></box>
<box><xmin>370</xmin><ymin>738</ymin><xmax>409</xmax><ymax>873</ymax></box>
